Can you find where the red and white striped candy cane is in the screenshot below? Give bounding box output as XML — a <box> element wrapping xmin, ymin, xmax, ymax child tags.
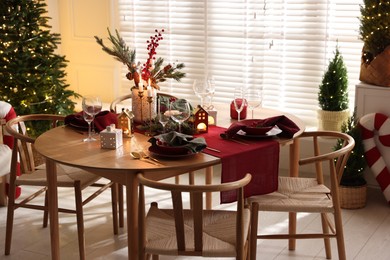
<box><xmin>359</xmin><ymin>113</ymin><xmax>390</xmax><ymax>204</ymax></box>
<box><xmin>0</xmin><ymin>101</ymin><xmax>21</xmax><ymax>199</ymax></box>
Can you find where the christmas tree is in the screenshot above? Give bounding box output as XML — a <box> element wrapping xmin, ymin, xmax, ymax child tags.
<box><xmin>359</xmin><ymin>0</ymin><xmax>390</xmax><ymax>63</ymax></box>
<box><xmin>318</xmin><ymin>45</ymin><xmax>349</xmax><ymax>111</ymax></box>
<box><xmin>0</xmin><ymin>0</ymin><xmax>79</xmax><ymax>120</ymax></box>
<box><xmin>335</xmin><ymin>111</ymin><xmax>367</xmax><ymax>187</ymax></box>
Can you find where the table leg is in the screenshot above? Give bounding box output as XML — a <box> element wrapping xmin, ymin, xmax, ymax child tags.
<box><xmin>189</xmin><ymin>171</ymin><xmax>195</xmax><ymax>208</ymax></box>
<box><xmin>46</xmin><ymin>159</ymin><xmax>60</xmax><ymax>259</ymax></box>
<box><xmin>288</xmin><ymin>138</ymin><xmax>300</xmax><ymax>250</ymax></box>
<box><xmin>126</xmin><ymin>174</ymin><xmax>139</xmax><ymax>259</ymax></box>
<box><xmin>205</xmin><ymin>166</ymin><xmax>213</xmax><ymax>209</ymax></box>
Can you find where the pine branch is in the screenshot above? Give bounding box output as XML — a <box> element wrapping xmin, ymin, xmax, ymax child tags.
<box><xmin>94</xmin><ymin>28</ymin><xmax>137</xmax><ymax>72</ymax></box>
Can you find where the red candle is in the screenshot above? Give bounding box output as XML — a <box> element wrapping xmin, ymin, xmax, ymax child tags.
<box><xmin>230</xmin><ymin>99</ymin><xmax>247</xmax><ymax>120</ymax></box>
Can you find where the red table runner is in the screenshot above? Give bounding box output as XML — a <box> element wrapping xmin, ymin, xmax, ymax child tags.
<box><xmin>199</xmin><ymin>126</ymin><xmax>279</xmax><ymax>203</ymax></box>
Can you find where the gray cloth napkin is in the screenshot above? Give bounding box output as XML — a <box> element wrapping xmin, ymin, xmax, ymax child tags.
<box><xmin>149</xmin><ymin>131</ymin><xmax>207</xmax><ymax>153</ymax></box>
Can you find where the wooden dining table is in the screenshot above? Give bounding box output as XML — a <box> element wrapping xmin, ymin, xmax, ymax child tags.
<box><xmin>34</xmin><ymin>105</ymin><xmax>305</xmax><ymax>259</ymax></box>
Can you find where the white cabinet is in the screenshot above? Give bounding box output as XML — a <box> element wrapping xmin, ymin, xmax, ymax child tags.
<box><xmin>355</xmin><ymin>82</ymin><xmax>390</xmax><ymax>188</ymax></box>
<box><xmin>356</xmin><ymin>82</ymin><xmax>390</xmax><ymax>118</ymax></box>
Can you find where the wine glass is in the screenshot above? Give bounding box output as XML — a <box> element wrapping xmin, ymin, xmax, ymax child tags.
<box><xmin>192</xmin><ymin>78</ymin><xmax>209</xmax><ymax>108</ymax></box>
<box><xmin>206</xmin><ymin>75</ymin><xmax>216</xmax><ymax>108</ymax></box>
<box><xmin>169</xmin><ymin>99</ymin><xmax>191</xmax><ymax>133</ymax></box>
<box><xmin>246</xmin><ymin>87</ymin><xmax>262</xmax><ymax>119</ymax></box>
<box><xmin>158</xmin><ymin>98</ymin><xmax>170</xmax><ymax>133</ymax></box>
<box><xmin>82</xmin><ymin>95</ymin><xmax>102</xmax><ymax>142</ymax></box>
<box><xmin>233</xmin><ymin>87</ymin><xmax>247</xmax><ymax>122</ymax></box>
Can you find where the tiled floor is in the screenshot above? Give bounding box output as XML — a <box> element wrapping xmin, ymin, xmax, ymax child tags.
<box><xmin>0</xmin><ymin>171</ymin><xmax>389</xmax><ymax>260</ymax></box>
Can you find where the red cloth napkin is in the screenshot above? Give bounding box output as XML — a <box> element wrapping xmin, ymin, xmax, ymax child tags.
<box><xmin>199</xmin><ymin>126</ymin><xmax>279</xmax><ymax>203</ymax></box>
<box><xmin>223</xmin><ymin>116</ymin><xmax>300</xmax><ymax>139</ymax></box>
<box><xmin>65</xmin><ymin>111</ymin><xmax>118</xmax><ymax>132</ymax></box>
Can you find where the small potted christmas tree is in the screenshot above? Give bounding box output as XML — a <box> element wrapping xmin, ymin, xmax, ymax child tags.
<box><xmin>318</xmin><ymin>45</ymin><xmax>350</xmax><ymax>131</ymax></box>
<box><xmin>335</xmin><ymin>111</ymin><xmax>367</xmax><ymax>209</ymax></box>
<box><xmin>359</xmin><ymin>0</ymin><xmax>390</xmax><ymax>87</ymax></box>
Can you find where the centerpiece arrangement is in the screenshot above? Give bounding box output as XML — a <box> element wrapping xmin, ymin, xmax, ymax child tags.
<box><xmin>95</xmin><ymin>29</ymin><xmax>186</xmax><ymax>123</ymax></box>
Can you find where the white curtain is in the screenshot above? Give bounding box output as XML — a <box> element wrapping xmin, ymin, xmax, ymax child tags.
<box><xmin>118</xmin><ymin>0</ymin><xmax>363</xmax><ymax>128</ymax></box>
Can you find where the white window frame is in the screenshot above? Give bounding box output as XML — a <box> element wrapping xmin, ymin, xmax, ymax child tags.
<box><xmin>117</xmin><ymin>0</ymin><xmax>363</xmax><ymax>128</ymax></box>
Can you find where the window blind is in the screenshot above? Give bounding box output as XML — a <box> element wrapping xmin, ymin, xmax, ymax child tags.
<box><xmin>118</xmin><ymin>0</ymin><xmax>363</xmax><ymax>128</ymax></box>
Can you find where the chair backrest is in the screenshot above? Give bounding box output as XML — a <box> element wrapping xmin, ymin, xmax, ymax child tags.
<box><xmin>297</xmin><ymin>131</ymin><xmax>354</xmax><ymax>196</ymax></box>
<box><xmin>137</xmin><ymin>173</ymin><xmax>252</xmax><ymax>257</ymax></box>
<box><xmin>5</xmin><ymin>114</ymin><xmax>65</xmax><ymax>174</ymax></box>
<box><xmin>109</xmin><ymin>93</ymin><xmax>132</xmax><ymax>113</ymax></box>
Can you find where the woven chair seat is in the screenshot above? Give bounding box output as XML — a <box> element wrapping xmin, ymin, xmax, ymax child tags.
<box><xmin>145</xmin><ymin>206</ymin><xmax>251</xmax><ymax>257</ymax></box>
<box><xmin>15</xmin><ymin>164</ymin><xmax>101</xmax><ymax>188</ymax></box>
<box><xmin>248</xmin><ymin>176</ymin><xmax>334</xmax><ymax>213</ymax></box>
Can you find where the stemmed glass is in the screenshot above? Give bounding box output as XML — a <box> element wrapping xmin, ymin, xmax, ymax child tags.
<box><xmin>206</xmin><ymin>75</ymin><xmax>216</xmax><ymax>108</ymax></box>
<box><xmin>233</xmin><ymin>87</ymin><xmax>247</xmax><ymax>122</ymax></box>
<box><xmin>82</xmin><ymin>95</ymin><xmax>102</xmax><ymax>142</ymax></box>
<box><xmin>192</xmin><ymin>78</ymin><xmax>209</xmax><ymax>108</ymax></box>
<box><xmin>246</xmin><ymin>87</ymin><xmax>262</xmax><ymax>119</ymax></box>
<box><xmin>169</xmin><ymin>99</ymin><xmax>191</xmax><ymax>133</ymax></box>
<box><xmin>158</xmin><ymin>98</ymin><xmax>170</xmax><ymax>133</ymax></box>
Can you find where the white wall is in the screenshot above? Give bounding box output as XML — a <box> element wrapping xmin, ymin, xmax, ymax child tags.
<box><xmin>45</xmin><ymin>0</ymin><xmax>121</xmax><ymax>104</ymax></box>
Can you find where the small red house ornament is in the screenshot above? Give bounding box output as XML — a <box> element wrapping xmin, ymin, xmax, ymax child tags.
<box><xmin>194</xmin><ymin>105</ymin><xmax>208</xmax><ymax>133</ymax></box>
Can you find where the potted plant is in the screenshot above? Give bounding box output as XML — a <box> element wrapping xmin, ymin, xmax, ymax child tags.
<box><xmin>318</xmin><ymin>45</ymin><xmax>350</xmax><ymax>131</ymax></box>
<box><xmin>335</xmin><ymin>111</ymin><xmax>367</xmax><ymax>209</ymax></box>
<box><xmin>359</xmin><ymin>0</ymin><xmax>390</xmax><ymax>87</ymax></box>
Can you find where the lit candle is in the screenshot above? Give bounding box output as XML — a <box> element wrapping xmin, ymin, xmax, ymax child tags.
<box><xmin>147</xmin><ymin>86</ymin><xmax>153</xmax><ymax>97</ymax></box>
<box><xmin>138</xmin><ymin>83</ymin><xmax>143</xmax><ymax>92</ymax></box>
<box><xmin>148</xmin><ymin>78</ymin><xmax>151</xmax><ymax>87</ymax></box>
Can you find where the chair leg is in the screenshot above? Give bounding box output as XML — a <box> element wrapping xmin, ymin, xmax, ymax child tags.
<box><xmin>320</xmin><ymin>213</ymin><xmax>332</xmax><ymax>259</ymax></box>
<box><xmin>4</xmin><ymin>186</ymin><xmax>16</xmax><ymax>255</ymax></box>
<box><xmin>74</xmin><ymin>182</ymin><xmax>86</xmax><ymax>260</ymax></box>
<box><xmin>118</xmin><ymin>183</ymin><xmax>124</xmax><ymax>228</ymax></box>
<box><xmin>43</xmin><ymin>191</ymin><xmax>49</xmax><ymax>228</ymax></box>
<box><xmin>334</xmin><ymin>211</ymin><xmax>346</xmax><ymax>260</ymax></box>
<box><xmin>249</xmin><ymin>203</ymin><xmax>259</xmax><ymax>260</ymax></box>
<box><xmin>111</xmin><ymin>183</ymin><xmax>119</xmax><ymax>235</ymax></box>
<box><xmin>288</xmin><ymin>212</ymin><xmax>297</xmax><ymax>250</ymax></box>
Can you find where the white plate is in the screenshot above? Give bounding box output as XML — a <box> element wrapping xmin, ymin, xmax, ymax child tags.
<box><xmin>236</xmin><ymin>127</ymin><xmax>282</xmax><ymax>138</ymax></box>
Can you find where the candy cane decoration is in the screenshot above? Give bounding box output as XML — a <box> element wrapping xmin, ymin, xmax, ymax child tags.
<box><xmin>359</xmin><ymin>113</ymin><xmax>390</xmax><ymax>204</ymax></box>
<box><xmin>0</xmin><ymin>101</ymin><xmax>21</xmax><ymax>199</ymax></box>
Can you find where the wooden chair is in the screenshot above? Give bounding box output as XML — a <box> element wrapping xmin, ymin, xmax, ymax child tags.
<box><xmin>0</xmin><ymin>118</ymin><xmax>10</xmax><ymax>206</ymax></box>
<box><xmin>248</xmin><ymin>131</ymin><xmax>354</xmax><ymax>260</ymax></box>
<box><xmin>137</xmin><ymin>172</ymin><xmax>252</xmax><ymax>260</ymax></box>
<box><xmin>4</xmin><ymin>114</ymin><xmax>119</xmax><ymax>260</ymax></box>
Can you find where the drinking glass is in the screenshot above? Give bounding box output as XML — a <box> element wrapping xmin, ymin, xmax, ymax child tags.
<box><xmin>206</xmin><ymin>75</ymin><xmax>216</xmax><ymax>108</ymax></box>
<box><xmin>169</xmin><ymin>99</ymin><xmax>191</xmax><ymax>133</ymax></box>
<box><xmin>192</xmin><ymin>78</ymin><xmax>209</xmax><ymax>108</ymax></box>
<box><xmin>82</xmin><ymin>95</ymin><xmax>102</xmax><ymax>142</ymax></box>
<box><xmin>233</xmin><ymin>87</ymin><xmax>247</xmax><ymax>122</ymax></box>
<box><xmin>158</xmin><ymin>98</ymin><xmax>170</xmax><ymax>133</ymax></box>
<box><xmin>246</xmin><ymin>87</ymin><xmax>262</xmax><ymax>119</ymax></box>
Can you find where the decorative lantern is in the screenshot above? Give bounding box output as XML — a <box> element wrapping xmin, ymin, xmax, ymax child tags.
<box><xmin>118</xmin><ymin>108</ymin><xmax>134</xmax><ymax>138</ymax></box>
<box><xmin>100</xmin><ymin>125</ymin><xmax>123</xmax><ymax>149</ymax></box>
<box><xmin>194</xmin><ymin>105</ymin><xmax>208</xmax><ymax>133</ymax></box>
<box><xmin>206</xmin><ymin>109</ymin><xmax>217</xmax><ymax>126</ymax></box>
